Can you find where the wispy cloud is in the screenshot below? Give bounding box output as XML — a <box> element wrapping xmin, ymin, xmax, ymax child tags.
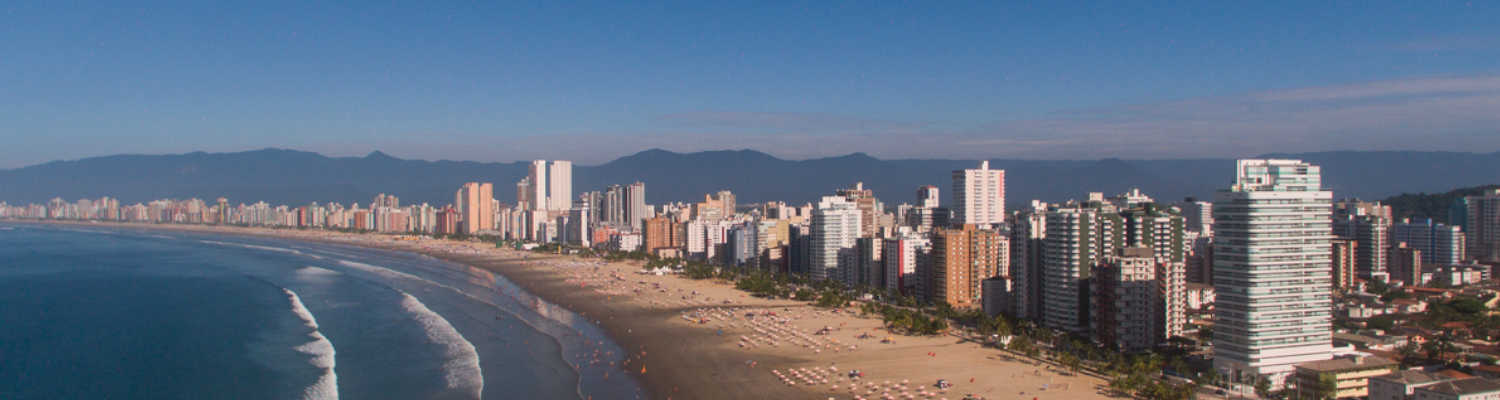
<box><xmin>273</xmin><ymin>75</ymin><xmax>1500</xmax><ymax>164</ymax></box>
<box><xmin>655</xmin><ymin>111</ymin><xmax>929</xmax><ymax>134</ymax></box>
<box><xmin>1389</xmin><ymin>33</ymin><xmax>1500</xmax><ymax>53</ymax></box>
<box><xmin>615</xmin><ymin>75</ymin><xmax>1500</xmax><ymax>161</ymax></box>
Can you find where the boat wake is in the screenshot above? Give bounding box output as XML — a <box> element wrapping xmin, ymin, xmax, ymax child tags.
<box><xmin>397</xmin><ymin>291</ymin><xmax>485</xmax><ymax>398</ymax></box>
<box><xmin>282</xmin><ymin>288</ymin><xmax>340</xmax><ymax>400</ymax></box>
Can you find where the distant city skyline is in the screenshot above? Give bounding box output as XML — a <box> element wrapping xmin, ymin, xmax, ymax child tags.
<box><xmin>3</xmin><ymin>3</ymin><xmax>1499</xmax><ymax>168</ymax></box>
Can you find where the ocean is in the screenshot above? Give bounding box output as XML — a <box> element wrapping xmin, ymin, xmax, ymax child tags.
<box><xmin>0</xmin><ymin>223</ymin><xmax>643</xmax><ymax>400</ymax></box>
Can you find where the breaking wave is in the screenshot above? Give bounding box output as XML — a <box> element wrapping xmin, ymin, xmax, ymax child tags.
<box><xmin>282</xmin><ymin>288</ymin><xmax>339</xmax><ymax>400</ymax></box>
<box><xmin>397</xmin><ymin>292</ymin><xmax>484</xmax><ymax>397</ymax></box>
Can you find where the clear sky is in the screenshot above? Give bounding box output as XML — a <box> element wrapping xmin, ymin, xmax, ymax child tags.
<box><xmin>3</xmin><ymin>1</ymin><xmax>1499</xmax><ymax>168</ymax></box>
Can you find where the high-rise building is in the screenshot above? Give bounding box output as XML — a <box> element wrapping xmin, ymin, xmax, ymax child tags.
<box><xmin>952</xmin><ymin>161</ymin><xmax>1006</xmax><ymax>226</ymax></box>
<box><xmin>1158</xmin><ymin>255</ymin><xmax>1187</xmax><ymax>342</ymax></box>
<box><xmin>643</xmin><ymin>216</ymin><xmax>679</xmax><ymax>255</ymax></box>
<box><xmin>1009</xmin><ymin>203</ymin><xmax>1047</xmax><ymax>320</ymax></box>
<box><xmin>1041</xmin><ymin>204</ymin><xmax>1120</xmax><ymax>333</ymax></box>
<box><xmin>1331</xmin><ymin>239</ymin><xmax>1357</xmax><ymax>291</ymax></box>
<box><xmin>1212</xmin><ymin>159</ymin><xmax>1334</xmax><ymax>385</ymax></box>
<box><xmin>917</xmin><ymin>185</ymin><xmax>940</xmax><ymax>208</ymax></box>
<box><xmin>515</xmin><ymin>177</ymin><xmax>533</xmax><ymax>211</ymax></box>
<box><xmin>528</xmin><ymin>160</ymin><xmax>549</xmax><ymax>212</ymax></box>
<box><xmin>1179</xmin><ymin>199</ymin><xmax>1214</xmax><ymax>237</ymax></box>
<box><xmin>1094</xmin><ymin>248</ymin><xmax>1159</xmax><ymax>351</ymax></box>
<box><xmin>548</xmin><ymin>160</ymin><xmax>572</xmax><ymax>212</ymax></box>
<box><xmin>928</xmin><ymin>224</ymin><xmax>1008</xmax><ymax>309</ymax></box>
<box><xmin>810</xmin><ymin>196</ymin><xmax>862</xmax><ymax>282</ymax></box>
<box><xmin>1393</xmin><ymin>219</ymin><xmax>1466</xmax><ymax>265</ymax></box>
<box><xmin>883</xmin><ymin>233</ymin><xmax>930</xmax><ymax>294</ymax></box>
<box><xmin>620</xmin><ymin>182</ymin><xmax>647</xmax><ymax>231</ymax></box>
<box><xmin>1334</xmin><ymin>200</ymin><xmax>1392</xmax><ymax>282</ymax></box>
<box><xmin>1467</xmin><ymin>189</ymin><xmax>1500</xmax><ymax>262</ymax></box>
<box><xmin>455</xmin><ymin>182</ymin><xmax>494</xmax><ymax>234</ymax></box>
<box><xmin>837</xmin><ymin>182</ymin><xmax>883</xmax><ymax>238</ymax></box>
<box><xmin>1389</xmin><ymin>242</ymin><xmax>1423</xmax><ymax>286</ymax></box>
<box><xmin>856</xmin><ymin>237</ymin><xmax>883</xmax><ymax>287</ymax></box>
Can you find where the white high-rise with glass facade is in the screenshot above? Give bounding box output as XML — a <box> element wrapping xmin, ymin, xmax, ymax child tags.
<box><xmin>953</xmin><ymin>161</ymin><xmax>1005</xmax><ymax>226</ymax></box>
<box><xmin>1212</xmin><ymin>159</ymin><xmax>1333</xmax><ymax>386</ymax></box>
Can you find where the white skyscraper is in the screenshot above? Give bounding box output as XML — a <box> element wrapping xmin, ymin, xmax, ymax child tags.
<box><xmin>811</xmin><ymin>196</ymin><xmax>862</xmax><ymax>282</ymax></box>
<box><xmin>1212</xmin><ymin>159</ymin><xmax>1333</xmax><ymax>386</ymax></box>
<box><xmin>953</xmin><ymin>161</ymin><xmax>1006</xmax><ymax>226</ymax></box>
<box><xmin>548</xmin><ymin>160</ymin><xmax>572</xmax><ymax>211</ymax></box>
<box><xmin>529</xmin><ymin>160</ymin><xmax>549</xmax><ymax>212</ymax></box>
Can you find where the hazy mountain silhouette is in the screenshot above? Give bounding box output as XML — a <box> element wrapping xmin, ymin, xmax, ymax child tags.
<box><xmin>2</xmin><ymin>148</ymin><xmax>1496</xmax><ymax>209</ymax></box>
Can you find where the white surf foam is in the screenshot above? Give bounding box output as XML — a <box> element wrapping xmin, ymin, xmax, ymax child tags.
<box><xmin>398</xmin><ymin>292</ymin><xmax>485</xmax><ymax>397</ymax></box>
<box><xmin>282</xmin><ymin>288</ymin><xmax>339</xmax><ymax>400</ymax></box>
<box><xmin>199</xmin><ymin>240</ymin><xmax>304</xmax><ymax>255</ymax></box>
<box><xmin>296</xmin><ymin>266</ymin><xmax>342</xmax><ymax>276</ymax></box>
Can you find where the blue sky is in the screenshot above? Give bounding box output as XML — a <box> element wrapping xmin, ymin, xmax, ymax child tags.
<box><xmin>2</xmin><ymin>1</ymin><xmax>1498</xmax><ymax>167</ymax></box>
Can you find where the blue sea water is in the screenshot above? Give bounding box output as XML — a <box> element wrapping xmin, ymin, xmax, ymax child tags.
<box><xmin>0</xmin><ymin>223</ymin><xmax>644</xmax><ymax>400</ymax></box>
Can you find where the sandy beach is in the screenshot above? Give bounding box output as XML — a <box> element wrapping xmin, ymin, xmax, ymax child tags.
<box><xmin>27</xmin><ymin>221</ymin><xmax>1115</xmax><ymax>400</ymax></box>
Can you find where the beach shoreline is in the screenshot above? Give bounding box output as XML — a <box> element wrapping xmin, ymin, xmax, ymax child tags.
<box><xmin>8</xmin><ymin>220</ymin><xmax>1116</xmax><ymax>400</ymax></box>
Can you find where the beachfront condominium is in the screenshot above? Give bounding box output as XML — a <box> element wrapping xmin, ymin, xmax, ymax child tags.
<box><xmin>810</xmin><ymin>196</ymin><xmax>862</xmax><ymax>282</ymax></box>
<box><xmin>626</xmin><ymin>182</ymin><xmax>647</xmax><ymax>231</ymax></box>
<box><xmin>883</xmin><ymin>232</ymin><xmax>930</xmax><ymax>294</ymax></box>
<box><xmin>1009</xmin><ymin>203</ymin><xmax>1047</xmax><ymax>320</ymax></box>
<box><xmin>1041</xmin><ymin>204</ymin><xmax>1120</xmax><ymax>333</ymax></box>
<box><xmin>455</xmin><ymin>182</ymin><xmax>494</xmax><ymax>234</ymax></box>
<box><xmin>1393</xmin><ymin>219</ymin><xmax>1466</xmax><ymax>265</ymax></box>
<box><xmin>1465</xmin><ymin>189</ymin><xmax>1500</xmax><ymax>263</ymax></box>
<box><xmin>1093</xmin><ymin>248</ymin><xmax>1160</xmax><ymax>351</ymax></box>
<box><xmin>1212</xmin><ymin>159</ymin><xmax>1334</xmax><ymax>386</ymax></box>
<box><xmin>548</xmin><ymin>160</ymin><xmax>572</xmax><ymax>212</ymax></box>
<box><xmin>527</xmin><ymin>160</ymin><xmax>549</xmax><ymax>211</ymax></box>
<box><xmin>953</xmin><ymin>161</ymin><xmax>1005</xmax><ymax>227</ymax></box>
<box><xmin>927</xmin><ymin>224</ymin><xmax>1007</xmax><ymax>309</ymax></box>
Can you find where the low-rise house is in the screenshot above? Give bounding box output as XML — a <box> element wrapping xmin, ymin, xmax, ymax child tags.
<box><xmin>1413</xmin><ymin>378</ymin><xmax>1500</xmax><ymax>400</ymax></box>
<box><xmin>1294</xmin><ymin>356</ymin><xmax>1401</xmax><ymax>399</ymax></box>
<box><xmin>1371</xmin><ymin>370</ymin><xmax>1460</xmax><ymax>400</ymax></box>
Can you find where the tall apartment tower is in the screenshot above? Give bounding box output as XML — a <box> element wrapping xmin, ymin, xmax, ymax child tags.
<box><xmin>1041</xmin><ymin>206</ymin><xmax>1120</xmax><ymax>333</ymax></box>
<box><xmin>1179</xmin><ymin>199</ymin><xmax>1214</xmax><ymax>237</ymax></box>
<box><xmin>927</xmin><ymin>224</ymin><xmax>1007</xmax><ymax>309</ymax></box>
<box><xmin>1331</xmin><ymin>239</ymin><xmax>1357</xmax><ymax>291</ymax></box>
<box><xmin>883</xmin><ymin>233</ymin><xmax>930</xmax><ymax>293</ymax></box>
<box><xmin>548</xmin><ymin>160</ymin><xmax>573</xmax><ymax>212</ymax></box>
<box><xmin>455</xmin><ymin>182</ymin><xmax>494</xmax><ymax>234</ymax></box>
<box><xmin>515</xmin><ymin>177</ymin><xmax>533</xmax><ymax>211</ymax></box>
<box><xmin>528</xmin><ymin>160</ymin><xmax>549</xmax><ymax>212</ymax></box>
<box><xmin>917</xmin><ymin>185</ymin><xmax>941</xmax><ymax>208</ymax></box>
<box><xmin>810</xmin><ymin>196</ymin><xmax>862</xmax><ymax>282</ymax></box>
<box><xmin>1009</xmin><ymin>203</ymin><xmax>1048</xmax><ymax>320</ymax></box>
<box><xmin>953</xmin><ymin>161</ymin><xmax>1006</xmax><ymax>227</ymax></box>
<box><xmin>1334</xmin><ymin>200</ymin><xmax>1391</xmax><ymax>282</ymax></box>
<box><xmin>1212</xmin><ymin>159</ymin><xmax>1333</xmax><ymax>386</ymax></box>
<box><xmin>1465</xmin><ymin>189</ymin><xmax>1500</xmax><ymax>262</ymax></box>
<box><xmin>837</xmin><ymin>182</ymin><xmax>882</xmax><ymax>238</ymax></box>
<box><xmin>1393</xmin><ymin>219</ymin><xmax>1466</xmax><ymax>265</ymax></box>
<box><xmin>625</xmin><ymin>182</ymin><xmax>647</xmax><ymax>231</ymax></box>
<box><xmin>1094</xmin><ymin>248</ymin><xmax>1160</xmax><ymax>351</ymax></box>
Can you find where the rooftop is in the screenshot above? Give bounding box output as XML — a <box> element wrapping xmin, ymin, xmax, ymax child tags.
<box><xmin>1418</xmin><ymin>378</ymin><xmax>1500</xmax><ymax>395</ymax></box>
<box><xmin>1373</xmin><ymin>370</ymin><xmax>1455</xmax><ymax>385</ymax></box>
<box><xmin>1295</xmin><ymin>356</ymin><xmax>1398</xmax><ymax>372</ymax></box>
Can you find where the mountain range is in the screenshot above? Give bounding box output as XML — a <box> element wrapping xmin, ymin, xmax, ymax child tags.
<box><xmin>2</xmin><ymin>148</ymin><xmax>1497</xmax><ymax>210</ymax></box>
